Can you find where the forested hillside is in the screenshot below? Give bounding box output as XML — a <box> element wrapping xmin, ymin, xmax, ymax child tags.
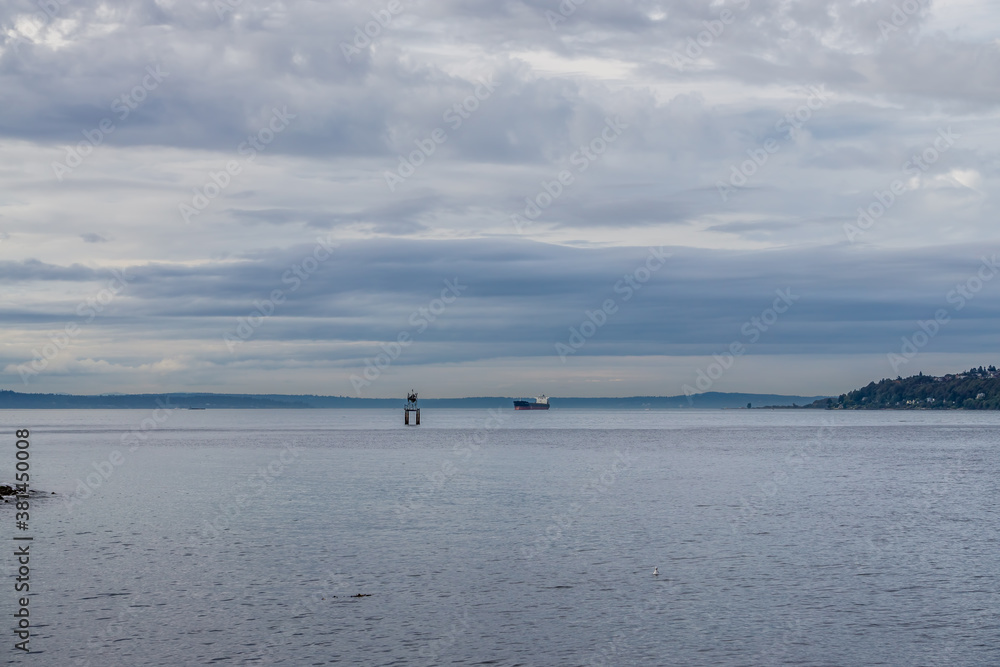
<box><xmin>812</xmin><ymin>366</ymin><xmax>1000</xmax><ymax>409</ymax></box>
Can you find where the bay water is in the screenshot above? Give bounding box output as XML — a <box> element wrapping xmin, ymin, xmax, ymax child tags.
<box><xmin>1</xmin><ymin>408</ymin><xmax>997</xmax><ymax>665</ymax></box>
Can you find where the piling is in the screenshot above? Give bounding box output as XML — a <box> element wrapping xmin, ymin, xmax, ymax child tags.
<box><xmin>404</xmin><ymin>390</ymin><xmax>420</xmax><ymax>426</ymax></box>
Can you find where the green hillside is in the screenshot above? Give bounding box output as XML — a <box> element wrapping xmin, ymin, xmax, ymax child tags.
<box><xmin>812</xmin><ymin>366</ymin><xmax>1000</xmax><ymax>410</ymax></box>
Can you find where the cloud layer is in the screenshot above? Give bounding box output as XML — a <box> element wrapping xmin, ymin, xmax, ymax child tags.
<box><xmin>1</xmin><ymin>0</ymin><xmax>998</xmax><ymax>396</ymax></box>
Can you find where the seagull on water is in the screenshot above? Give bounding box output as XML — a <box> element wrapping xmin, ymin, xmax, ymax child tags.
<box><xmin>653</xmin><ymin>567</ymin><xmax>659</xmax><ymax>576</ymax></box>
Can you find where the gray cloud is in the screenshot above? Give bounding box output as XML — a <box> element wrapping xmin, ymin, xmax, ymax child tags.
<box><xmin>0</xmin><ymin>0</ymin><xmax>997</xmax><ymax>395</ymax></box>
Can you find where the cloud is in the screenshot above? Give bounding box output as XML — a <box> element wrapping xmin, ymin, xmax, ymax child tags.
<box><xmin>0</xmin><ymin>0</ymin><xmax>998</xmax><ymax>395</ymax></box>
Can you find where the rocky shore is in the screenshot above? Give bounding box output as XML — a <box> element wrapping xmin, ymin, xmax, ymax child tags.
<box><xmin>0</xmin><ymin>485</ymin><xmax>49</xmax><ymax>499</ymax></box>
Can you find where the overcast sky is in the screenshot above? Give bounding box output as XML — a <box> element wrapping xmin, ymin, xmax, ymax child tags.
<box><xmin>1</xmin><ymin>0</ymin><xmax>998</xmax><ymax>398</ymax></box>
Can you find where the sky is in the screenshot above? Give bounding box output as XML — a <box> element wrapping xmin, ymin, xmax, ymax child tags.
<box><xmin>1</xmin><ymin>0</ymin><xmax>998</xmax><ymax>398</ymax></box>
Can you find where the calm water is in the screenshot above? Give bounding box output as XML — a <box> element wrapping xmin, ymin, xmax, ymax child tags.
<box><xmin>1</xmin><ymin>408</ymin><xmax>997</xmax><ymax>665</ymax></box>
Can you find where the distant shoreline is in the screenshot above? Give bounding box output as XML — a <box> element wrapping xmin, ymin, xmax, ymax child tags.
<box><xmin>0</xmin><ymin>390</ymin><xmax>828</xmax><ymax>410</ymax></box>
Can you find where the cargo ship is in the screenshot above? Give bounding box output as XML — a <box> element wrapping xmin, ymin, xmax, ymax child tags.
<box><xmin>513</xmin><ymin>395</ymin><xmax>550</xmax><ymax>410</ymax></box>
